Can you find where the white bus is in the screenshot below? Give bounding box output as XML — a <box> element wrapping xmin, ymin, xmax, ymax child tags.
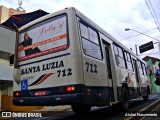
<box><xmin>13</xmin><ymin>7</ymin><xmax>151</xmax><ymax>113</ymax></box>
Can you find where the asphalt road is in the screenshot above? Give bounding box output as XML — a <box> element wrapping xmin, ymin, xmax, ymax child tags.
<box><xmin>2</xmin><ymin>93</ymin><xmax>160</xmax><ymax>120</ymax></box>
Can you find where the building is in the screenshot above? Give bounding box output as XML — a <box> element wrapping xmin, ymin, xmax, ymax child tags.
<box><xmin>0</xmin><ymin>25</ymin><xmax>15</xmax><ymax>111</ymax></box>
<box><xmin>0</xmin><ymin>5</ymin><xmax>24</xmax><ymax>111</ymax></box>
<box><xmin>0</xmin><ymin>6</ymin><xmax>44</xmax><ymax>111</ymax></box>
<box><xmin>0</xmin><ymin>5</ymin><xmax>25</xmax><ymax>24</ymax></box>
<box><xmin>143</xmin><ymin>56</ymin><xmax>160</xmax><ymax>93</ymax></box>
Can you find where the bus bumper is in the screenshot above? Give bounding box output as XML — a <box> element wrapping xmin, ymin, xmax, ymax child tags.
<box><xmin>13</xmin><ymin>93</ymin><xmax>83</xmax><ymax>106</ymax></box>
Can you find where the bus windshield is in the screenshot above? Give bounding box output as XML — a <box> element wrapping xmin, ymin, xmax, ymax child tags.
<box><xmin>18</xmin><ymin>14</ymin><xmax>68</xmax><ymax>61</ymax></box>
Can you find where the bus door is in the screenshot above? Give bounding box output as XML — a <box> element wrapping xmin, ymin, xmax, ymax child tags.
<box><xmin>132</xmin><ymin>59</ymin><xmax>141</xmax><ymax>95</ymax></box>
<box><xmin>103</xmin><ymin>43</ymin><xmax>114</xmax><ymax>102</ymax></box>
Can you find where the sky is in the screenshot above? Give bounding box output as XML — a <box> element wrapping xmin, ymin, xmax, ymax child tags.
<box><xmin>1</xmin><ymin>0</ymin><xmax>160</xmax><ymax>59</ymax></box>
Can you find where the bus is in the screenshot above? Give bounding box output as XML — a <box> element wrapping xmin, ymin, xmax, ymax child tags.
<box><xmin>13</xmin><ymin>7</ymin><xmax>151</xmax><ymax>113</ymax></box>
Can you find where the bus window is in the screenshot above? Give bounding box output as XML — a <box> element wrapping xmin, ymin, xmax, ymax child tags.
<box><xmin>80</xmin><ymin>23</ymin><xmax>89</xmax><ymax>39</ymax></box>
<box><xmin>80</xmin><ymin>22</ymin><xmax>102</xmax><ymax>60</ymax></box>
<box><xmin>113</xmin><ymin>44</ymin><xmax>118</xmax><ymax>55</ymax></box>
<box><xmin>88</xmin><ymin>27</ymin><xmax>99</xmax><ymax>45</ymax></box>
<box><xmin>124</xmin><ymin>51</ymin><xmax>133</xmax><ymax>71</ymax></box>
<box><xmin>138</xmin><ymin>61</ymin><xmax>144</xmax><ymax>75</ymax></box>
<box><xmin>113</xmin><ymin>44</ymin><xmax>126</xmax><ymax>68</ymax></box>
<box><xmin>142</xmin><ymin>63</ymin><xmax>147</xmax><ymax>76</ymax></box>
<box><xmin>145</xmin><ymin>65</ymin><xmax>148</xmax><ymax>76</ymax></box>
<box><xmin>118</xmin><ymin>47</ymin><xmax>123</xmax><ymax>58</ymax></box>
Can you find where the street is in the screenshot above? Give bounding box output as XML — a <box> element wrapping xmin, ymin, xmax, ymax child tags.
<box><xmin>2</xmin><ymin>93</ymin><xmax>160</xmax><ymax>120</ymax></box>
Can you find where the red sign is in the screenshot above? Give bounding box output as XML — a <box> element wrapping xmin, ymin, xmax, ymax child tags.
<box><xmin>35</xmin><ymin>90</ymin><xmax>46</xmax><ymax>96</ymax></box>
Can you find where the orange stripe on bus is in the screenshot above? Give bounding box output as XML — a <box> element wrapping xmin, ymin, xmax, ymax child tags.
<box><xmin>18</xmin><ymin>34</ymin><xmax>67</xmax><ymax>52</ymax></box>
<box><xmin>18</xmin><ymin>44</ymin><xmax>67</xmax><ymax>61</ymax></box>
<box><xmin>36</xmin><ymin>73</ymin><xmax>54</xmax><ymax>85</ymax></box>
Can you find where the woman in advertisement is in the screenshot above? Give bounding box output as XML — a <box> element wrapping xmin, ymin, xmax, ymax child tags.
<box><xmin>19</xmin><ymin>32</ymin><xmax>41</xmax><ymax>56</ymax></box>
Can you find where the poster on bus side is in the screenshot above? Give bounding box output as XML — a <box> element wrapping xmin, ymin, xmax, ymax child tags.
<box><xmin>18</xmin><ymin>15</ymin><xmax>67</xmax><ymax>61</ymax></box>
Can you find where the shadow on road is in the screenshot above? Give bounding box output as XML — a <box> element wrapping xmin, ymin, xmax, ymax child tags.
<box><xmin>59</xmin><ymin>99</ymin><xmax>148</xmax><ymax>120</ymax></box>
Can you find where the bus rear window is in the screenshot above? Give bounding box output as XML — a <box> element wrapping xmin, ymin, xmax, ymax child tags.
<box><xmin>18</xmin><ymin>14</ymin><xmax>68</xmax><ymax>61</ymax></box>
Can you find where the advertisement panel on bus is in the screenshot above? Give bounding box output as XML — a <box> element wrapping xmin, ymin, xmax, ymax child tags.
<box><xmin>18</xmin><ymin>15</ymin><xmax>67</xmax><ymax>61</ymax></box>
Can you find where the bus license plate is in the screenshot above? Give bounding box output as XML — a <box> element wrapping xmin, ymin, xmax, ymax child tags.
<box><xmin>35</xmin><ymin>90</ymin><xmax>46</xmax><ymax>96</ymax></box>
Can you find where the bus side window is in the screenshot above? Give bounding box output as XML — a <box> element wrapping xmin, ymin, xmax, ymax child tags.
<box><xmin>142</xmin><ymin>63</ymin><xmax>147</xmax><ymax>76</ymax></box>
<box><xmin>113</xmin><ymin>44</ymin><xmax>126</xmax><ymax>68</ymax></box>
<box><xmin>80</xmin><ymin>23</ymin><xmax>89</xmax><ymax>39</ymax></box>
<box><xmin>88</xmin><ymin>27</ymin><xmax>99</xmax><ymax>45</ymax></box>
<box><xmin>113</xmin><ymin>45</ymin><xmax>119</xmax><ymax>65</ymax></box>
<box><xmin>145</xmin><ymin>65</ymin><xmax>148</xmax><ymax>76</ymax></box>
<box><xmin>124</xmin><ymin>51</ymin><xmax>133</xmax><ymax>71</ymax></box>
<box><xmin>80</xmin><ymin>22</ymin><xmax>102</xmax><ymax>60</ymax></box>
<box><xmin>138</xmin><ymin>61</ymin><xmax>144</xmax><ymax>75</ymax></box>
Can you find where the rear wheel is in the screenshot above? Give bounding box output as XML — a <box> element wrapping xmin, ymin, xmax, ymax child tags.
<box><xmin>71</xmin><ymin>104</ymin><xmax>91</xmax><ymax>114</ymax></box>
<box><xmin>143</xmin><ymin>95</ymin><xmax>149</xmax><ymax>101</ymax></box>
<box><xmin>143</xmin><ymin>87</ymin><xmax>150</xmax><ymax>101</ymax></box>
<box><xmin>121</xmin><ymin>87</ymin><xmax>129</xmax><ymax>111</ymax></box>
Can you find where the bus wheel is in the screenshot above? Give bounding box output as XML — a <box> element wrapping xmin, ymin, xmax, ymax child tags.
<box><xmin>143</xmin><ymin>95</ymin><xmax>149</xmax><ymax>101</ymax></box>
<box><xmin>71</xmin><ymin>104</ymin><xmax>91</xmax><ymax>114</ymax></box>
<box><xmin>143</xmin><ymin>87</ymin><xmax>150</xmax><ymax>101</ymax></box>
<box><xmin>121</xmin><ymin>87</ymin><xmax>129</xmax><ymax>111</ymax></box>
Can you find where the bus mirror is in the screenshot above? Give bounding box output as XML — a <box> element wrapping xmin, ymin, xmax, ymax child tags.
<box><xmin>13</xmin><ymin>68</ymin><xmax>21</xmax><ymax>84</ymax></box>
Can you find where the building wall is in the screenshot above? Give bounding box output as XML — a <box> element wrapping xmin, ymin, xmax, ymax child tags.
<box><xmin>0</xmin><ymin>26</ymin><xmax>16</xmax><ymax>54</ymax></box>
<box><xmin>0</xmin><ymin>46</ymin><xmax>43</xmax><ymax>112</ymax></box>
<box><xmin>0</xmin><ymin>6</ymin><xmax>44</xmax><ymax>111</ymax></box>
<box><xmin>9</xmin><ymin>8</ymin><xmax>24</xmax><ymax>16</ymax></box>
<box><xmin>146</xmin><ymin>59</ymin><xmax>160</xmax><ymax>93</ymax></box>
<box><xmin>1</xmin><ymin>81</ymin><xmax>43</xmax><ymax>111</ymax></box>
<box><xmin>0</xmin><ymin>6</ymin><xmax>25</xmax><ymax>24</ymax></box>
<box><xmin>0</xmin><ymin>51</ymin><xmax>10</xmax><ymax>64</ymax></box>
<box><xmin>0</xmin><ymin>6</ymin><xmax>9</xmax><ymax>24</ymax></box>
<box><xmin>154</xmin><ymin>61</ymin><xmax>160</xmax><ymax>93</ymax></box>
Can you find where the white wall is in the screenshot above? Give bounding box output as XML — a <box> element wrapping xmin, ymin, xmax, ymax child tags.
<box><xmin>0</xmin><ymin>64</ymin><xmax>13</xmax><ymax>81</ymax></box>
<box><xmin>0</xmin><ymin>25</ymin><xmax>16</xmax><ymax>54</ymax></box>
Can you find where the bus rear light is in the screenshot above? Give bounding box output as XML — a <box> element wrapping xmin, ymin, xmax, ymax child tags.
<box><xmin>87</xmin><ymin>89</ymin><xmax>90</xmax><ymax>96</ymax></box>
<box><xmin>66</xmin><ymin>86</ymin><xmax>75</xmax><ymax>92</ymax></box>
<box><xmin>15</xmin><ymin>92</ymin><xmax>20</xmax><ymax>97</ymax></box>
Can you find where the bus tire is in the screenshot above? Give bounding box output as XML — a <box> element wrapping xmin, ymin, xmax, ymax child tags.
<box><xmin>143</xmin><ymin>87</ymin><xmax>150</xmax><ymax>101</ymax></box>
<box><xmin>71</xmin><ymin>104</ymin><xmax>91</xmax><ymax>114</ymax></box>
<box><xmin>121</xmin><ymin>87</ymin><xmax>129</xmax><ymax>111</ymax></box>
<box><xmin>143</xmin><ymin>95</ymin><xmax>149</xmax><ymax>101</ymax></box>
